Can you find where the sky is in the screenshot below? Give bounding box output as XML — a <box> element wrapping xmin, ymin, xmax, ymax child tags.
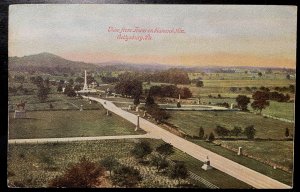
<box><xmin>9</xmin><ymin>4</ymin><xmax>297</xmax><ymax>68</ymax></box>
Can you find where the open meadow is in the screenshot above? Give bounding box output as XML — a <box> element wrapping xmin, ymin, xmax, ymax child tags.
<box><xmin>166</xmin><ymin>111</ymin><xmax>294</xmax><ymax>139</ymax></box>
<box><xmin>9</xmin><ymin>109</ymin><xmax>144</xmax><ymax>139</ymax></box>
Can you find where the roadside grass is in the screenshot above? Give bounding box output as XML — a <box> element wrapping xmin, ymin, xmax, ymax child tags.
<box><xmin>7</xmin><ymin>139</ymin><xmax>250</xmax><ymax>188</ymax></box>
<box><xmin>169</xmin><ymin>148</ymin><xmax>252</xmax><ymax>188</ymax></box>
<box><xmin>214</xmin><ymin>140</ymin><xmax>293</xmax><ymax>171</ymax></box>
<box><xmin>166</xmin><ymin>111</ymin><xmax>294</xmax><ymax>139</ymax></box>
<box><xmin>189</xmin><ymin>140</ymin><xmax>292</xmax><ymax>186</ymax></box>
<box><xmin>9</xmin><ymin>109</ymin><xmax>145</xmax><ymax>139</ymax></box>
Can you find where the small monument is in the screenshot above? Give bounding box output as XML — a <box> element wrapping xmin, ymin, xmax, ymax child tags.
<box><xmin>143</xmin><ymin>111</ymin><xmax>147</xmax><ymax>118</ymax></box>
<box><xmin>14</xmin><ymin>101</ymin><xmax>27</xmax><ymax>119</ymax></box>
<box><xmin>230</xmin><ymin>103</ymin><xmax>234</xmax><ymax>109</ymax></box>
<box><xmin>237</xmin><ymin>147</ymin><xmax>242</xmax><ymax>156</ymax></box>
<box><xmin>135</xmin><ymin>115</ymin><xmax>140</xmax><ymax>131</ymax></box>
<box><xmin>106</xmin><ymin>109</ymin><xmax>109</xmax><ymax>116</ymax></box>
<box><xmin>201</xmin><ymin>156</ymin><xmax>213</xmax><ymax>170</ymax></box>
<box><xmin>128</xmin><ymin>105</ymin><xmax>132</xmax><ymax>111</ymax></box>
<box><xmin>80</xmin><ymin>104</ymin><xmax>83</xmax><ymax>111</ymax></box>
<box><xmin>136</xmin><ymin>105</ymin><xmax>139</xmax><ymax>112</ymax></box>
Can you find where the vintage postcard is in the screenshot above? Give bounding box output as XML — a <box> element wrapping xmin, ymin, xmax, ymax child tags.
<box><xmin>7</xmin><ymin>4</ymin><xmax>296</xmax><ymax>188</ymax></box>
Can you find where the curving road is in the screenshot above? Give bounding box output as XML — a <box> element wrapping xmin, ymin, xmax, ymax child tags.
<box><xmin>85</xmin><ymin>96</ymin><xmax>291</xmax><ymax>189</ymax></box>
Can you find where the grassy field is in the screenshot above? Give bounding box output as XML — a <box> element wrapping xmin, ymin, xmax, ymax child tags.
<box><xmin>255</xmin><ymin>101</ymin><xmax>295</xmax><ymax>121</ymax></box>
<box><xmin>9</xmin><ymin>108</ymin><xmax>145</xmax><ymax>139</ymax></box>
<box><xmin>8</xmin><ymin>93</ymin><xmax>101</xmax><ymax>112</ymax></box>
<box><xmin>189</xmin><ymin>140</ymin><xmax>292</xmax><ymax>186</ymax></box>
<box><xmin>7</xmin><ymin>139</ymin><xmax>251</xmax><ymax>188</ymax></box>
<box><xmin>166</xmin><ymin>111</ymin><xmax>294</xmax><ymax>139</ymax></box>
<box><xmin>214</xmin><ymin>140</ymin><xmax>293</xmax><ymax>170</ymax></box>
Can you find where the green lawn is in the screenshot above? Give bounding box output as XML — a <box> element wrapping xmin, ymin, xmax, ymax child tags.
<box><xmin>8</xmin><ymin>93</ymin><xmax>101</xmax><ymax>112</ymax></box>
<box><xmin>7</xmin><ymin>139</ymin><xmax>251</xmax><ymax>188</ymax></box>
<box><xmin>166</xmin><ymin>111</ymin><xmax>294</xmax><ymax>139</ymax></box>
<box><xmin>214</xmin><ymin>140</ymin><xmax>293</xmax><ymax>171</ymax></box>
<box><xmin>189</xmin><ymin>140</ymin><xmax>292</xmax><ymax>186</ymax></box>
<box><xmin>254</xmin><ymin>101</ymin><xmax>295</xmax><ymax>121</ymax></box>
<box><xmin>9</xmin><ymin>109</ymin><xmax>145</xmax><ymax>139</ymax></box>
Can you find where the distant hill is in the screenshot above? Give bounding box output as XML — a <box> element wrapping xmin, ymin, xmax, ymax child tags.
<box><xmin>8</xmin><ymin>52</ymin><xmax>294</xmax><ymax>74</ymax></box>
<box><xmin>9</xmin><ymin>52</ymin><xmax>99</xmax><ymax>71</ymax></box>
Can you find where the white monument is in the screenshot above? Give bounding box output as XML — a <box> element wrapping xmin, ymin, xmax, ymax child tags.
<box><xmin>237</xmin><ymin>147</ymin><xmax>242</xmax><ymax>156</ymax></box>
<box><xmin>77</xmin><ymin>70</ymin><xmax>97</xmax><ymax>93</ymax></box>
<box><xmin>201</xmin><ymin>156</ymin><xmax>213</xmax><ymax>170</ymax></box>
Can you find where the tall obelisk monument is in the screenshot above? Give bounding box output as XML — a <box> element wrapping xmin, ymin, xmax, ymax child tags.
<box><xmin>83</xmin><ymin>70</ymin><xmax>88</xmax><ymax>90</ymax></box>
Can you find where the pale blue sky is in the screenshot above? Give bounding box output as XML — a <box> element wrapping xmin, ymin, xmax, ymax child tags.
<box><xmin>9</xmin><ymin>4</ymin><xmax>297</xmax><ymax>67</ymax></box>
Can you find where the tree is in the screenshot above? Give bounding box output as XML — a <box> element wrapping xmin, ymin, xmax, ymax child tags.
<box><xmin>180</xmin><ymin>87</ymin><xmax>192</xmax><ymax>99</ymax></box>
<box><xmin>145</xmin><ymin>95</ymin><xmax>155</xmax><ymax>107</ymax></box>
<box><xmin>34</xmin><ymin>76</ymin><xmax>44</xmax><ymax>87</ymax></box>
<box><xmin>75</xmin><ymin>77</ymin><xmax>84</xmax><ymax>84</ymax></box>
<box><xmin>64</xmin><ymin>84</ymin><xmax>76</xmax><ymax>97</ymax></box>
<box><xmin>57</xmin><ymin>84</ymin><xmax>63</xmax><ymax>92</ymax></box>
<box><xmin>37</xmin><ymin>85</ymin><xmax>50</xmax><ymax>102</ymax></box>
<box><xmin>74</xmin><ymin>84</ymin><xmax>82</xmax><ymax>91</ymax></box>
<box><xmin>49</xmin><ymin>157</ymin><xmax>105</xmax><ymax>188</ymax></box>
<box><xmin>14</xmin><ymin>75</ymin><xmax>25</xmax><ymax>83</ymax></box>
<box><xmin>198</xmin><ymin>127</ymin><xmax>204</xmax><ymax>139</ymax></box>
<box><xmin>150</xmin><ymin>152</ymin><xmax>169</xmax><ymax>172</ymax></box>
<box><xmin>231</xmin><ymin>126</ymin><xmax>242</xmax><ymax>137</ymax></box>
<box><xmin>177</xmin><ymin>102</ymin><xmax>181</xmax><ymax>108</ymax></box>
<box><xmin>146</xmin><ymin>104</ymin><xmax>170</xmax><ymax>122</ymax></box>
<box><xmin>235</xmin><ymin>95</ymin><xmax>251</xmax><ymax>111</ymax></box>
<box><xmin>286</xmin><ymin>74</ymin><xmax>291</xmax><ymax>80</ymax></box>
<box><xmin>196</xmin><ymin>80</ymin><xmax>204</xmax><ymax>87</ymax></box>
<box><xmin>111</xmin><ymin>165</ymin><xmax>142</xmax><ymax>187</ymax></box>
<box><xmin>244</xmin><ymin>125</ymin><xmax>256</xmax><ymax>140</ymax></box>
<box><xmin>208</xmin><ymin>132</ymin><xmax>215</xmax><ymax>141</ymax></box>
<box><xmin>133</xmin><ymin>96</ymin><xmax>140</xmax><ymax>106</ymax></box>
<box><xmin>215</xmin><ymin>125</ymin><xmax>230</xmax><ymax>138</ymax></box>
<box><xmin>69</xmin><ymin>78</ymin><xmax>74</xmax><ymax>86</ymax></box>
<box><xmin>156</xmin><ymin>143</ymin><xmax>174</xmax><ymax>159</ymax></box>
<box><xmin>258</xmin><ymin>72</ymin><xmax>262</xmax><ymax>77</ymax></box>
<box><xmin>251</xmin><ymin>100</ymin><xmax>270</xmax><ymax>114</ymax></box>
<box><xmin>100</xmin><ymin>156</ymin><xmax>119</xmax><ymax>176</ymax></box>
<box><xmin>131</xmin><ymin>140</ymin><xmax>153</xmax><ymax>161</ymax></box>
<box><xmin>285</xmin><ymin>128</ymin><xmax>290</xmax><ymax>138</ymax></box>
<box><xmin>168</xmin><ymin>162</ymin><xmax>189</xmax><ymax>184</ymax></box>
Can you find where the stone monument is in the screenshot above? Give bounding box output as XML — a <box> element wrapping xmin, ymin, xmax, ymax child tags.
<box><xmin>237</xmin><ymin>147</ymin><xmax>242</xmax><ymax>156</ymax></box>
<box><xmin>80</xmin><ymin>104</ymin><xmax>83</xmax><ymax>111</ymax></box>
<box><xmin>201</xmin><ymin>156</ymin><xmax>213</xmax><ymax>170</ymax></box>
<box><xmin>135</xmin><ymin>115</ymin><xmax>140</xmax><ymax>131</ymax></box>
<box><xmin>14</xmin><ymin>101</ymin><xmax>27</xmax><ymax>119</ymax></box>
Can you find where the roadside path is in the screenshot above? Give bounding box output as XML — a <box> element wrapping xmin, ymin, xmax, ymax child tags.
<box><xmin>84</xmin><ymin>96</ymin><xmax>291</xmax><ymax>189</ymax></box>
<box><xmin>8</xmin><ymin>133</ymin><xmax>156</xmax><ymax>144</ymax></box>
